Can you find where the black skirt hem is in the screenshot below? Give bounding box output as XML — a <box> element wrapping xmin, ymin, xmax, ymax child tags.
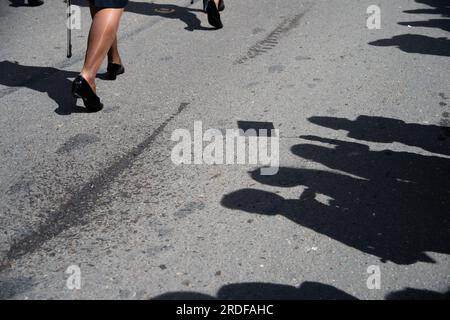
<box><xmin>87</xmin><ymin>0</ymin><xmax>128</xmax><ymax>8</ymax></box>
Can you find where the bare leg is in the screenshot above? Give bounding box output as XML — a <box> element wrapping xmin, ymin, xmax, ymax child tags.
<box><xmin>88</xmin><ymin>6</ymin><xmax>122</xmax><ymax>66</ymax></box>
<box><xmin>80</xmin><ymin>7</ymin><xmax>124</xmax><ymax>92</ymax></box>
<box><xmin>107</xmin><ymin>36</ymin><xmax>122</xmax><ymax>65</ymax></box>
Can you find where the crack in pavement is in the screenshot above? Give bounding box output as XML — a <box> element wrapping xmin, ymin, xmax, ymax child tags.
<box><xmin>0</xmin><ymin>102</ymin><xmax>190</xmax><ymax>272</ymax></box>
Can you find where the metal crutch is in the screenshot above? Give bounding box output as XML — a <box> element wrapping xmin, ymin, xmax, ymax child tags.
<box><xmin>67</xmin><ymin>0</ymin><xmax>72</xmax><ymax>58</ymax></box>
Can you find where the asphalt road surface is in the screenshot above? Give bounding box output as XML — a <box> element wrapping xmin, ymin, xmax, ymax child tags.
<box><xmin>0</xmin><ymin>0</ymin><xmax>449</xmax><ymax>300</ymax></box>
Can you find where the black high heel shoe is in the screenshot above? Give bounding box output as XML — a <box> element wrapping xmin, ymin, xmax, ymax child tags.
<box><xmin>203</xmin><ymin>0</ymin><xmax>224</xmax><ymax>12</ymax></box>
<box><xmin>206</xmin><ymin>0</ymin><xmax>223</xmax><ymax>29</ymax></box>
<box><xmin>107</xmin><ymin>62</ymin><xmax>125</xmax><ymax>80</ymax></box>
<box><xmin>218</xmin><ymin>0</ymin><xmax>225</xmax><ymax>12</ymax></box>
<box><xmin>72</xmin><ymin>75</ymin><xmax>103</xmax><ymax>112</ymax></box>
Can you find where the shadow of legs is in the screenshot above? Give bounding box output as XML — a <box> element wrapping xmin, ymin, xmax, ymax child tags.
<box><xmin>0</xmin><ymin>61</ymin><xmax>88</xmax><ymax>115</ymax></box>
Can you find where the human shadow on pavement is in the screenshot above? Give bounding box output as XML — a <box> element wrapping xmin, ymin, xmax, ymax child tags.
<box><xmin>398</xmin><ymin>19</ymin><xmax>450</xmax><ymax>32</ymax></box>
<box><xmin>152</xmin><ymin>281</ymin><xmax>358</xmax><ymax>300</ymax></box>
<box><xmin>71</xmin><ymin>0</ymin><xmax>214</xmax><ymax>31</ymax></box>
<box><xmin>221</xmin><ymin>117</ymin><xmax>450</xmax><ymax>265</ymax></box>
<box><xmin>370</xmin><ymin>1</ymin><xmax>450</xmax><ymax>57</ymax></box>
<box><xmin>386</xmin><ymin>287</ymin><xmax>450</xmax><ymax>300</ymax></box>
<box><xmin>404</xmin><ymin>0</ymin><xmax>450</xmax><ymax>17</ymax></box>
<box><xmin>8</xmin><ymin>0</ymin><xmax>43</xmax><ymax>7</ymax></box>
<box><xmin>152</xmin><ymin>283</ymin><xmax>450</xmax><ymax>300</ymax></box>
<box><xmin>308</xmin><ymin>115</ymin><xmax>450</xmax><ymax>156</ymax></box>
<box><xmin>8</xmin><ymin>0</ymin><xmax>26</xmax><ymax>7</ymax></box>
<box><xmin>401</xmin><ymin>0</ymin><xmax>450</xmax><ymax>30</ymax></box>
<box><xmin>0</xmin><ymin>60</ymin><xmax>98</xmax><ymax>115</ymax></box>
<box><xmin>369</xmin><ymin>34</ymin><xmax>450</xmax><ymax>57</ymax></box>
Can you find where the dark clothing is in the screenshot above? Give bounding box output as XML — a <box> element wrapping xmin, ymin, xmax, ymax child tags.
<box><xmin>87</xmin><ymin>0</ymin><xmax>128</xmax><ymax>8</ymax></box>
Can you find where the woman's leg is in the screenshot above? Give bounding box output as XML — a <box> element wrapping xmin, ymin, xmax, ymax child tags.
<box><xmin>108</xmin><ymin>36</ymin><xmax>122</xmax><ymax>65</ymax></box>
<box><xmin>80</xmin><ymin>7</ymin><xmax>124</xmax><ymax>92</ymax></box>
<box><xmin>88</xmin><ymin>7</ymin><xmax>122</xmax><ymax>66</ymax></box>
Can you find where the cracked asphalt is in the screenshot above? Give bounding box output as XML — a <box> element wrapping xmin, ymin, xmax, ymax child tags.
<box><xmin>0</xmin><ymin>0</ymin><xmax>449</xmax><ymax>300</ymax></box>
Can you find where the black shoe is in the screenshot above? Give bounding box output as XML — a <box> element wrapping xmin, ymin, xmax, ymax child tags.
<box><xmin>206</xmin><ymin>0</ymin><xmax>223</xmax><ymax>29</ymax></box>
<box><xmin>107</xmin><ymin>62</ymin><xmax>125</xmax><ymax>80</ymax></box>
<box><xmin>28</xmin><ymin>0</ymin><xmax>44</xmax><ymax>6</ymax></box>
<box><xmin>72</xmin><ymin>75</ymin><xmax>103</xmax><ymax>112</ymax></box>
<box><xmin>203</xmin><ymin>0</ymin><xmax>224</xmax><ymax>12</ymax></box>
